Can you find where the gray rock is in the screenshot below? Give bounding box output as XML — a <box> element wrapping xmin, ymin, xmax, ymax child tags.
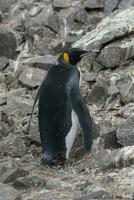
<box><xmin>25</xmin><ymin>122</ymin><xmax>40</xmax><ymax>146</ymax></box>
<box><xmin>0</xmin><ymin>168</ymin><xmax>29</xmax><ymax>183</ymax></box>
<box><xmin>0</xmin><ymin>88</ymin><xmax>26</xmax><ymax>107</ymax></box>
<box><xmin>0</xmin><ymin>0</ymin><xmax>18</xmax><ymax>13</ymax></box>
<box><xmin>84</xmin><ymin>72</ymin><xmax>96</xmax><ymax>82</ymax></box>
<box><xmin>116</xmin><ymin>167</ymin><xmax>134</xmax><ymax>199</ymax></box>
<box><xmin>30</xmin><ymin>5</ymin><xmax>42</xmax><ymax>17</ymax></box>
<box><xmin>86</xmin><ymin>11</ymin><xmax>104</xmax><ymax>29</ymax></box>
<box><xmin>97</xmin><ymin>117</ymin><xmax>114</xmax><ymax>138</ymax></box>
<box><xmin>105</xmin><ymin>0</ymin><xmax>121</xmax><ymax>15</ymax></box>
<box><xmin>0</xmin><ymin>83</ymin><xmax>7</xmax><ymax>94</ymax></box>
<box><xmin>19</xmin><ymin>65</ymin><xmax>47</xmax><ymax>89</ymax></box>
<box><xmin>119</xmin><ymin>0</ymin><xmax>134</xmax><ymax>10</ymax></box>
<box><xmin>29</xmin><ymin>4</ymin><xmax>61</xmax><ymax>33</ymax></box>
<box><xmin>0</xmin><ymin>27</ymin><xmax>17</xmax><ymax>59</ymax></box>
<box><xmin>0</xmin><ymin>134</ymin><xmax>26</xmax><ymax>158</ymax></box>
<box><xmin>4</xmin><ymin>94</ymin><xmax>33</xmax><ymax>119</ymax></box>
<box><xmin>120</xmin><ymin>103</ymin><xmax>134</xmax><ymax>118</ymax></box>
<box><xmin>74</xmin><ymin>8</ymin><xmax>88</xmax><ymax>25</ymax></box>
<box><xmin>105</xmin><ymin>93</ymin><xmax>122</xmax><ymax>110</ymax></box>
<box><xmin>33</xmin><ymin>27</ymin><xmax>56</xmax><ymax>55</ymax></box>
<box><xmin>87</xmin><ymin>78</ymin><xmax>109</xmax><ymax>106</ymax></box>
<box><xmin>96</xmin><ymin>37</ymin><xmax>134</xmax><ymax>68</ymax></box>
<box><xmin>101</xmin><ymin>146</ymin><xmax>134</xmax><ymax>169</ymax></box>
<box><xmin>0</xmin><ymin>57</ymin><xmax>9</xmax><ymax>71</ymax></box>
<box><xmin>122</xmin><ymin>83</ymin><xmax>134</xmax><ymax>104</ymax></box>
<box><xmin>0</xmin><ymin>92</ymin><xmax>8</xmax><ymax>106</ymax></box>
<box><xmin>46</xmin><ymin>14</ymin><xmax>61</xmax><ymax>33</ymax></box>
<box><xmin>29</xmin><ymin>194</ymin><xmax>69</xmax><ymax>200</ymax></box>
<box><xmin>5</xmin><ymin>73</ymin><xmax>18</xmax><ymax>90</ymax></box>
<box><xmin>24</xmin><ymin>7</ymin><xmax>57</xmax><ymax>54</ymax></box>
<box><xmin>30</xmin><ymin>145</ymin><xmax>41</xmax><ymax>157</ymax></box>
<box><xmin>92</xmin><ymin>61</ymin><xmax>104</xmax><ymax>72</ymax></box>
<box><xmin>0</xmin><ymin>121</ymin><xmax>10</xmax><ymax>140</ymax></box>
<box><xmin>76</xmin><ymin>187</ymin><xmax>112</xmax><ymax>199</ymax></box>
<box><xmin>97</xmin><ymin>66</ymin><xmax>134</xmax><ymax>107</ymax></box>
<box><xmin>24</xmin><ymin>55</ymin><xmax>57</xmax><ymax>70</ymax></box>
<box><xmin>14</xmin><ymin>175</ymin><xmax>46</xmax><ymax>189</ymax></box>
<box><xmin>101</xmin><ymin>130</ymin><xmax>121</xmax><ymax>149</ymax></box>
<box><xmin>105</xmin><ymin>0</ymin><xmax>134</xmax><ymax>15</ymax></box>
<box><xmin>99</xmin><ymin>120</ymin><xmax>121</xmax><ymax>149</ymax></box>
<box><xmin>4</xmin><ymin>61</ymin><xmax>23</xmax><ymax>90</ymax></box>
<box><xmin>52</xmin><ymin>0</ymin><xmax>71</xmax><ymax>9</ymax></box>
<box><xmin>96</xmin><ymin>44</ymin><xmax>122</xmax><ymax>68</ymax></box>
<box><xmin>0</xmin><ymin>72</ymin><xmax>6</xmax><ymax>83</ymax></box>
<box><xmin>115</xmin><ymin>72</ymin><xmax>134</xmax><ymax>104</ymax></box>
<box><xmin>116</xmin><ymin>117</ymin><xmax>134</xmax><ymax>146</ymax></box>
<box><xmin>32</xmin><ymin>4</ymin><xmax>53</xmax><ymax>26</ymax></box>
<box><xmin>0</xmin><ymin>182</ymin><xmax>21</xmax><ymax>200</ymax></box>
<box><xmin>46</xmin><ymin>178</ymin><xmax>72</xmax><ymax>190</ymax></box>
<box><xmin>73</xmin><ymin>7</ymin><xmax>134</xmax><ymax>52</ymax></box>
<box><xmin>10</xmin><ymin>88</ymin><xmax>27</xmax><ymax>97</ymax></box>
<box><xmin>84</xmin><ymin>0</ymin><xmax>104</xmax><ymax>10</ymax></box>
<box><xmin>57</xmin><ymin>7</ymin><xmax>82</xmax><ymax>34</ymax></box>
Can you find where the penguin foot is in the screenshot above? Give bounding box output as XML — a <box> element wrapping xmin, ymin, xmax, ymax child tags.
<box><xmin>41</xmin><ymin>153</ymin><xmax>66</xmax><ymax>167</ymax></box>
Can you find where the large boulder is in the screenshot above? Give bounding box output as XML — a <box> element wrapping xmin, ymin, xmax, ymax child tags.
<box><xmin>73</xmin><ymin>7</ymin><xmax>134</xmax><ymax>68</ymax></box>
<box><xmin>74</xmin><ymin>7</ymin><xmax>134</xmax><ymax>48</ymax></box>
<box><xmin>24</xmin><ymin>55</ymin><xmax>57</xmax><ymax>70</ymax></box>
<box><xmin>19</xmin><ymin>65</ymin><xmax>47</xmax><ymax>89</ymax></box>
<box><xmin>96</xmin><ymin>36</ymin><xmax>134</xmax><ymax>69</ymax></box>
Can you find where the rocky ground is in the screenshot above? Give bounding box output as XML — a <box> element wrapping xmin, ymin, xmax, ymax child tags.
<box><xmin>0</xmin><ymin>0</ymin><xmax>134</xmax><ymax>199</ymax></box>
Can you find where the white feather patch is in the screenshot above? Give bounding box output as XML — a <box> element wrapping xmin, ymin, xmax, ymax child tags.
<box><xmin>65</xmin><ymin>110</ymin><xmax>78</xmax><ymax>159</ymax></box>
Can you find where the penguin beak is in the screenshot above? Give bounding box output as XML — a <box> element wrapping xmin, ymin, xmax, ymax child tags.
<box><xmin>80</xmin><ymin>49</ymin><xmax>100</xmax><ymax>57</ymax></box>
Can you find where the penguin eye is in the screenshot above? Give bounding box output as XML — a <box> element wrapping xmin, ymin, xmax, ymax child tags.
<box><xmin>63</xmin><ymin>52</ymin><xmax>70</xmax><ymax>63</ymax></box>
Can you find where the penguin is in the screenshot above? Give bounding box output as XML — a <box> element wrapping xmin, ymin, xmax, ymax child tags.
<box><xmin>27</xmin><ymin>48</ymin><xmax>93</xmax><ymax>166</ymax></box>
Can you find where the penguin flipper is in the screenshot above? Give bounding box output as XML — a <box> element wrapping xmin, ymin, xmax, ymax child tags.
<box><xmin>70</xmin><ymin>87</ymin><xmax>92</xmax><ymax>152</ymax></box>
<box><xmin>27</xmin><ymin>76</ymin><xmax>46</xmax><ymax>133</ymax></box>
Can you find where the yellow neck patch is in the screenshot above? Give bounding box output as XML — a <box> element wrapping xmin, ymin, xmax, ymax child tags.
<box><xmin>63</xmin><ymin>52</ymin><xmax>69</xmax><ymax>63</ymax></box>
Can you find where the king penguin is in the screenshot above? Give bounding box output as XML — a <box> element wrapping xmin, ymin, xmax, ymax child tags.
<box><xmin>27</xmin><ymin>48</ymin><xmax>93</xmax><ymax>166</ymax></box>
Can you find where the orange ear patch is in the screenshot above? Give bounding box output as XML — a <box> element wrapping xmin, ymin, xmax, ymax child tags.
<box><xmin>63</xmin><ymin>52</ymin><xmax>69</xmax><ymax>63</ymax></box>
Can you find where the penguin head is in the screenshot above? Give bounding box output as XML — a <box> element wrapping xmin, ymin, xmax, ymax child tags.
<box><xmin>58</xmin><ymin>48</ymin><xmax>89</xmax><ymax>65</ymax></box>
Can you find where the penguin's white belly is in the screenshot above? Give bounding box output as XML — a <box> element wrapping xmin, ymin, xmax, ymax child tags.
<box><xmin>65</xmin><ymin>110</ymin><xmax>78</xmax><ymax>159</ymax></box>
